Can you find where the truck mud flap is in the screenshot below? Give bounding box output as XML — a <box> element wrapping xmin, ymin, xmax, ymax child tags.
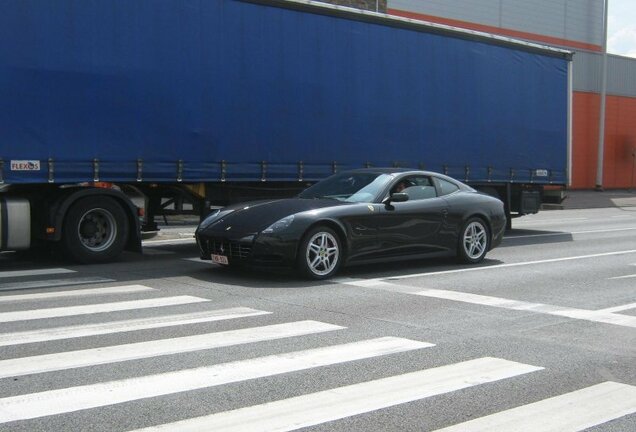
<box><xmin>0</xmin><ymin>197</ymin><xmax>31</xmax><ymax>251</ymax></box>
<box><xmin>520</xmin><ymin>190</ymin><xmax>541</xmax><ymax>214</ymax></box>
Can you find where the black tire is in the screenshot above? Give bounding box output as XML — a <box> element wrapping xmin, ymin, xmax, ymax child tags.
<box><xmin>457</xmin><ymin>217</ymin><xmax>490</xmax><ymax>264</ymax></box>
<box><xmin>62</xmin><ymin>196</ymin><xmax>129</xmax><ymax>264</ymax></box>
<box><xmin>297</xmin><ymin>226</ymin><xmax>343</xmax><ymax>280</ymax></box>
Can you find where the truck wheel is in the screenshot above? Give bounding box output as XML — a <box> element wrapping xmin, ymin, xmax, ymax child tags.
<box><xmin>457</xmin><ymin>217</ymin><xmax>490</xmax><ymax>264</ymax></box>
<box><xmin>62</xmin><ymin>196</ymin><xmax>129</xmax><ymax>263</ymax></box>
<box><xmin>297</xmin><ymin>226</ymin><xmax>343</xmax><ymax>280</ymax></box>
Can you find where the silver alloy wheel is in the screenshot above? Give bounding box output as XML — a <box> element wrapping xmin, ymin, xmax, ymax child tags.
<box><xmin>305</xmin><ymin>231</ymin><xmax>340</xmax><ymax>276</ymax></box>
<box><xmin>463</xmin><ymin>221</ymin><xmax>487</xmax><ymax>260</ymax></box>
<box><xmin>77</xmin><ymin>208</ymin><xmax>118</xmax><ymax>252</ymax></box>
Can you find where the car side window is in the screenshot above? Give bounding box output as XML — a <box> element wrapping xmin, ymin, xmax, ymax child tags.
<box><xmin>391</xmin><ymin>176</ymin><xmax>438</xmax><ymax>201</ymax></box>
<box><xmin>436</xmin><ymin>178</ymin><xmax>460</xmax><ymax>196</ymax></box>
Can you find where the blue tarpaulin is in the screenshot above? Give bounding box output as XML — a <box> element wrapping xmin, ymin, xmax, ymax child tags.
<box><xmin>0</xmin><ymin>0</ymin><xmax>569</xmax><ymax>184</ymax></box>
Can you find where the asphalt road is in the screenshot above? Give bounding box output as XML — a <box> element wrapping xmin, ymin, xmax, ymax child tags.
<box><xmin>0</xmin><ymin>207</ymin><xmax>635</xmax><ymax>431</ymax></box>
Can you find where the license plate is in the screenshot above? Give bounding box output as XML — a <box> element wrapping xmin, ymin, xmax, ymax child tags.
<box><xmin>211</xmin><ymin>254</ymin><xmax>229</xmax><ymax>265</ymax></box>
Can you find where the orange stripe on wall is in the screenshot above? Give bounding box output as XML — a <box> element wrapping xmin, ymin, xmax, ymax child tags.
<box><xmin>572</xmin><ymin>92</ymin><xmax>636</xmax><ymax>189</ymax></box>
<box><xmin>604</xmin><ymin>94</ymin><xmax>636</xmax><ymax>189</ymax></box>
<box><xmin>388</xmin><ymin>8</ymin><xmax>602</xmax><ymax>53</ymax></box>
<box><xmin>572</xmin><ymin>92</ymin><xmax>599</xmax><ymax>189</ymax></box>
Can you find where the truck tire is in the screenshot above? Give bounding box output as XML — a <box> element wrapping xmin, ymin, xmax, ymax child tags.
<box><xmin>62</xmin><ymin>196</ymin><xmax>129</xmax><ymax>263</ymax></box>
<box><xmin>457</xmin><ymin>217</ymin><xmax>490</xmax><ymax>264</ymax></box>
<box><xmin>297</xmin><ymin>225</ymin><xmax>343</xmax><ymax>280</ymax></box>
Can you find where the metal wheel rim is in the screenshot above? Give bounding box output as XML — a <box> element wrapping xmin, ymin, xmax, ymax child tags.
<box><xmin>305</xmin><ymin>232</ymin><xmax>339</xmax><ymax>276</ymax></box>
<box><xmin>77</xmin><ymin>208</ymin><xmax>117</xmax><ymax>252</ymax></box>
<box><xmin>463</xmin><ymin>221</ymin><xmax>487</xmax><ymax>260</ymax></box>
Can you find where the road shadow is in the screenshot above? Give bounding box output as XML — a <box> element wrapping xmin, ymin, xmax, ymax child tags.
<box><xmin>181</xmin><ymin>227</ymin><xmax>579</xmax><ymax>285</ymax></box>
<box><xmin>0</xmin><ymin>226</ymin><xmax>576</xmax><ymax>289</ymax></box>
<box><xmin>0</xmin><ymin>250</ymin><xmax>69</xmax><ymax>269</ymax></box>
<box><xmin>500</xmin><ymin>229</ymin><xmax>575</xmax><ymax>247</ymax></box>
<box><xmin>186</xmin><ymin>265</ymin><xmax>335</xmax><ymax>289</ymax></box>
<box><xmin>562</xmin><ymin>190</ymin><xmax>636</xmax><ymax>210</ymax></box>
<box><xmin>185</xmin><ymin>255</ymin><xmax>511</xmax><ymax>288</ymax></box>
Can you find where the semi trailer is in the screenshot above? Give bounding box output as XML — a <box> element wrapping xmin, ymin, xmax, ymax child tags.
<box><xmin>0</xmin><ymin>0</ymin><xmax>572</xmax><ymax>262</ymax></box>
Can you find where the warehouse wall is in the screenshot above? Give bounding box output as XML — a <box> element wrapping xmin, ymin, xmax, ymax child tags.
<box><xmin>573</xmin><ymin>93</ymin><xmax>636</xmax><ymax>189</ymax></box>
<box><xmin>387</xmin><ymin>0</ymin><xmax>603</xmax><ymax>52</ymax></box>
<box><xmin>574</xmin><ymin>52</ymin><xmax>636</xmax><ymax>97</ymax></box>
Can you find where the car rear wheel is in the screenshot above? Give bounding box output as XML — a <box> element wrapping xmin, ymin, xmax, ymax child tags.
<box><xmin>297</xmin><ymin>226</ymin><xmax>343</xmax><ymax>280</ymax></box>
<box><xmin>457</xmin><ymin>217</ymin><xmax>489</xmax><ymax>264</ymax></box>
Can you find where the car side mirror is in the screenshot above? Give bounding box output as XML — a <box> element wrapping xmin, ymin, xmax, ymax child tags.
<box><xmin>385</xmin><ymin>192</ymin><xmax>409</xmax><ymax>204</ymax></box>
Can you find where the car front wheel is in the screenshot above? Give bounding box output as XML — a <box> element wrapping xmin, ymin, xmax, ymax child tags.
<box><xmin>457</xmin><ymin>217</ymin><xmax>490</xmax><ymax>264</ymax></box>
<box><xmin>297</xmin><ymin>226</ymin><xmax>343</xmax><ymax>280</ymax></box>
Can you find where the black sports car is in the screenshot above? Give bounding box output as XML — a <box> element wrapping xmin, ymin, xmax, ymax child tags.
<box><xmin>195</xmin><ymin>169</ymin><xmax>506</xmax><ymax>279</ymax></box>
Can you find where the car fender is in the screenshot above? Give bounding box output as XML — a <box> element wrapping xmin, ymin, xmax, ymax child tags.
<box><xmin>297</xmin><ymin>218</ymin><xmax>349</xmax><ymax>259</ymax></box>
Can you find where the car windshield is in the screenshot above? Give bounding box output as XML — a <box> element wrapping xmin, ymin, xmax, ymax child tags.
<box><xmin>298</xmin><ymin>172</ymin><xmax>393</xmax><ymax>203</ymax></box>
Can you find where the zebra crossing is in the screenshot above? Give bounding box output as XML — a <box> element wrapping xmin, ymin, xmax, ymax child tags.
<box><xmin>0</xmin><ymin>266</ymin><xmax>113</xmax><ymax>292</ymax></box>
<box><xmin>0</xmin><ymin>268</ymin><xmax>76</xmax><ymax>279</ymax></box>
<box><xmin>0</xmin><ymin>268</ymin><xmax>635</xmax><ymax>430</ymax></box>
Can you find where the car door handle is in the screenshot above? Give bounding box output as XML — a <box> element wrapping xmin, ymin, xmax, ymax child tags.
<box><xmin>441</xmin><ymin>209</ymin><xmax>448</xmax><ymax>216</ymax></box>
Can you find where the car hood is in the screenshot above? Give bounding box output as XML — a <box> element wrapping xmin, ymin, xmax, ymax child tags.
<box><xmin>201</xmin><ymin>198</ymin><xmax>347</xmax><ymax>234</ymax></box>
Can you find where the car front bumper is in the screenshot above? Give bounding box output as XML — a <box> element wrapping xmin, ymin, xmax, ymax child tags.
<box><xmin>196</xmin><ymin>231</ymin><xmax>298</xmax><ymax>269</ymax></box>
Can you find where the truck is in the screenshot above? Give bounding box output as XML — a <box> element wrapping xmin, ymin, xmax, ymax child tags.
<box><xmin>0</xmin><ymin>0</ymin><xmax>572</xmax><ymax>263</ymax></box>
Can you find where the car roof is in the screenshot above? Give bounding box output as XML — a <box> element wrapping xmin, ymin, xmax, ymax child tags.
<box><xmin>344</xmin><ymin>167</ymin><xmax>441</xmax><ymax>177</ymax></box>
<box><xmin>342</xmin><ymin>168</ymin><xmax>474</xmax><ymax>190</ymax></box>
<box><xmin>345</xmin><ymin>167</ymin><xmax>417</xmax><ymax>174</ymax></box>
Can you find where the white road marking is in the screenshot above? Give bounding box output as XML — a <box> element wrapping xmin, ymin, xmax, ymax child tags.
<box><xmin>609</xmin><ymin>263</ymin><xmax>636</xmax><ymax>280</ymax></box>
<box><xmin>0</xmin><ymin>268</ymin><xmax>75</xmax><ymax>278</ymax></box>
<box><xmin>0</xmin><ymin>296</ymin><xmax>209</xmax><ymax>323</ymax></box>
<box><xmin>0</xmin><ymin>277</ymin><xmax>115</xmax><ymax>291</ymax></box>
<box><xmin>411</xmin><ymin>289</ymin><xmax>636</xmax><ymax>328</ymax></box>
<box><xmin>142</xmin><ymin>249</ymin><xmax>176</xmax><ymax>255</ymax></box>
<box><xmin>513</xmin><ymin>217</ymin><xmax>589</xmax><ymax>225</ymax></box>
<box><xmin>0</xmin><ymin>321</ymin><xmax>346</xmax><ymax>379</ymax></box>
<box><xmin>0</xmin><ymin>307</ymin><xmax>271</xmax><ymax>347</ymax></box>
<box><xmin>131</xmin><ymin>357</ymin><xmax>541</xmax><ymax>432</ymax></box>
<box><xmin>334</xmin><ymin>278</ymin><xmax>400</xmax><ymax>289</ymax></box>
<box><xmin>504</xmin><ymin>227</ymin><xmax>636</xmax><ymax>240</ymax></box>
<box><xmin>342</xmin><ymin>249</ymin><xmax>636</xmax><ymax>281</ymax></box>
<box><xmin>597</xmin><ymin>302</ymin><xmax>636</xmax><ymax>313</ymax></box>
<box><xmin>434</xmin><ymin>381</ymin><xmax>636</xmax><ymax>432</ymax></box>
<box><xmin>610</xmin><ymin>274</ymin><xmax>636</xmax><ymax>280</ymax></box>
<box><xmin>183</xmin><ymin>257</ymin><xmax>210</xmax><ymax>263</ymax></box>
<box><xmin>0</xmin><ymin>337</ymin><xmax>431</xmax><ymax>423</ymax></box>
<box><xmin>143</xmin><ymin>238</ymin><xmax>195</xmax><ymax>247</ymax></box>
<box><xmin>339</xmin><ymin>279</ymin><xmax>636</xmax><ymax>329</ymax></box>
<box><xmin>0</xmin><ymin>284</ymin><xmax>154</xmax><ymax>303</ymax></box>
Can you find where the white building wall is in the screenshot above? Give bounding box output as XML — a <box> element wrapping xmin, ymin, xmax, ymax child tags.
<box><xmin>388</xmin><ymin>0</ymin><xmax>636</xmax><ymax>98</ymax></box>
<box><xmin>388</xmin><ymin>0</ymin><xmax>603</xmax><ymax>48</ymax></box>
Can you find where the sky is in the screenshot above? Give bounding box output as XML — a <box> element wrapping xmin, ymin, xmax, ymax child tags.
<box><xmin>608</xmin><ymin>0</ymin><xmax>636</xmax><ymax>57</ymax></box>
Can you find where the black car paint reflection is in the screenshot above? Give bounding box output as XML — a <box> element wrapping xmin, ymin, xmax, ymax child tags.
<box><xmin>195</xmin><ymin>169</ymin><xmax>506</xmax><ymax>279</ymax></box>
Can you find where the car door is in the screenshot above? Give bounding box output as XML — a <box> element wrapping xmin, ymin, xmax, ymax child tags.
<box><xmin>338</xmin><ymin>204</ymin><xmax>383</xmax><ymax>262</ymax></box>
<box><xmin>433</xmin><ymin>176</ymin><xmax>469</xmax><ymax>251</ymax></box>
<box><xmin>374</xmin><ymin>176</ymin><xmax>450</xmax><ymax>258</ymax></box>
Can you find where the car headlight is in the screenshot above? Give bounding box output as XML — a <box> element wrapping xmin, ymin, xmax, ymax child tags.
<box><xmin>262</xmin><ymin>215</ymin><xmax>295</xmax><ymax>234</ymax></box>
<box><xmin>197</xmin><ymin>209</ymin><xmax>222</xmax><ymax>231</ymax></box>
